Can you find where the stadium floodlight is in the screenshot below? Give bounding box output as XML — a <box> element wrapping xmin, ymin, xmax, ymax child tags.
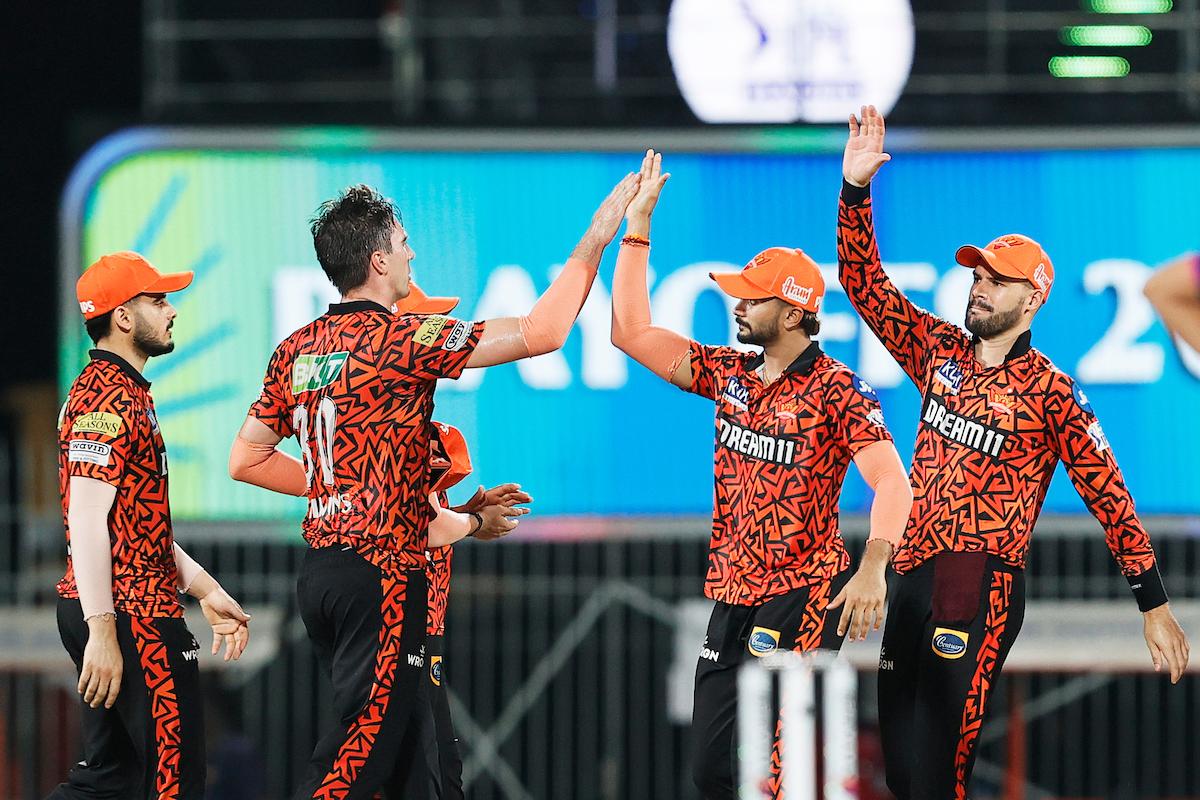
<box><xmin>1085</xmin><ymin>0</ymin><xmax>1172</xmax><ymax>12</ymax></box>
<box><xmin>1060</xmin><ymin>25</ymin><xmax>1153</xmax><ymax>46</ymax></box>
<box><xmin>1048</xmin><ymin>55</ymin><xmax>1132</xmax><ymax>78</ymax></box>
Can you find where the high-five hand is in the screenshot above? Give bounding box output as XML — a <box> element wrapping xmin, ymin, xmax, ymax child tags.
<box><xmin>585</xmin><ymin>172</ymin><xmax>642</xmax><ymax>245</ymax></box>
<box><xmin>844</xmin><ymin>105</ymin><xmax>892</xmax><ymax>188</ymax></box>
<box><xmin>625</xmin><ymin>149</ymin><xmax>671</xmax><ymax>237</ymax></box>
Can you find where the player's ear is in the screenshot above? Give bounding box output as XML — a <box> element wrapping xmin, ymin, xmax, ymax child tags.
<box><xmin>369</xmin><ymin>249</ymin><xmax>389</xmax><ymax>277</ymax></box>
<box><xmin>112</xmin><ymin>303</ymin><xmax>136</xmax><ymax>335</ymax></box>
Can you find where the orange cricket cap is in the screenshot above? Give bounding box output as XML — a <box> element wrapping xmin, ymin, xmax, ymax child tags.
<box><xmin>709</xmin><ymin>247</ymin><xmax>825</xmax><ymax>312</ymax></box>
<box><xmin>76</xmin><ymin>251</ymin><xmax>193</xmax><ymax>320</ymax></box>
<box><xmin>430</xmin><ymin>421</ymin><xmax>472</xmax><ymax>493</ymax></box>
<box><xmin>393</xmin><ymin>280</ymin><xmax>459</xmax><ymax>315</ymax></box>
<box><xmin>955</xmin><ymin>234</ymin><xmax>1054</xmax><ymax>299</ymax></box>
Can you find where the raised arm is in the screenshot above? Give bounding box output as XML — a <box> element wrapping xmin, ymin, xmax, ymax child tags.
<box><xmin>1045</xmin><ymin>373</ymin><xmax>1190</xmax><ymax>681</ymax></box>
<box><xmin>838</xmin><ymin>105</ymin><xmax>956</xmax><ymax>386</ymax></box>
<box><xmin>466</xmin><ymin>172</ymin><xmax>641</xmax><ymax>368</ymax></box>
<box><xmin>1143</xmin><ymin>252</ymin><xmax>1200</xmax><ymax>355</ymax></box>
<box><xmin>610</xmin><ymin>149</ymin><xmax>694</xmax><ymax>389</ymax></box>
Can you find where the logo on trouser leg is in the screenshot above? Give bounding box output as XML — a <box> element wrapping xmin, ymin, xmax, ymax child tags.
<box><xmin>747</xmin><ymin>626</ymin><xmax>781</xmax><ymax>657</ymax></box>
<box><xmin>430</xmin><ymin>656</ymin><xmax>443</xmax><ymax>686</ymax></box>
<box><xmin>931</xmin><ymin>627</ymin><xmax>969</xmax><ymax>659</ymax></box>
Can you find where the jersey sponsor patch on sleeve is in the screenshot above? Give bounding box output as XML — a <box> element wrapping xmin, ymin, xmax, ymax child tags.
<box><xmin>442</xmin><ymin>320</ymin><xmax>471</xmax><ymax>351</ymax></box>
<box><xmin>68</xmin><ymin>439</ymin><xmax>113</xmax><ymax>466</ymax></box>
<box><xmin>852</xmin><ymin>374</ymin><xmax>879</xmax><ymax>401</ymax></box>
<box><xmin>1071</xmin><ymin>381</ymin><xmax>1094</xmax><ymax>415</ymax></box>
<box><xmin>867</xmin><ymin>408</ymin><xmax>887</xmax><ymax>428</ymax></box>
<box><xmin>413</xmin><ymin>315</ymin><xmax>449</xmax><ymax>347</ymax></box>
<box><xmin>1086</xmin><ymin>420</ymin><xmax>1110</xmax><ymax>453</ymax></box>
<box><xmin>71</xmin><ymin>412</ymin><xmax>124</xmax><ymax>436</ymax></box>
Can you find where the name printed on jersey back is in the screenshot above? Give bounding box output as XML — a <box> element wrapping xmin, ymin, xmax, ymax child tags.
<box><xmin>717</xmin><ymin>417</ymin><xmax>797</xmax><ymax>465</ymax></box>
<box><xmin>921</xmin><ymin>394</ymin><xmax>1007</xmax><ymax>459</ymax></box>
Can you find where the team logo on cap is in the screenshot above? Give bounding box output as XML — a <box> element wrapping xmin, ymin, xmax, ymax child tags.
<box><xmin>79</xmin><ymin>300</ymin><xmax>96</xmax><ymax>314</ymax></box>
<box><xmin>1033</xmin><ymin>263</ymin><xmax>1050</xmax><ymax>292</ymax></box>
<box><xmin>747</xmin><ymin>626</ymin><xmax>781</xmax><ymax>657</ymax></box>
<box><xmin>781</xmin><ymin>276</ymin><xmax>813</xmax><ymax>306</ymax></box>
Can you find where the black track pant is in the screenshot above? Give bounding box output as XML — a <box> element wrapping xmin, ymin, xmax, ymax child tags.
<box><xmin>46</xmin><ymin>598</ymin><xmax>205</xmax><ymax>800</ymax></box>
<box><xmin>293</xmin><ymin>546</ymin><xmax>429</xmax><ymax>800</ymax></box>
<box><xmin>399</xmin><ymin>633</ymin><xmax>465</xmax><ymax>800</ymax></box>
<box><xmin>691</xmin><ymin>569</ymin><xmax>850</xmax><ymax>800</ymax></box>
<box><xmin>878</xmin><ymin>552</ymin><xmax>1026</xmax><ymax>800</ymax></box>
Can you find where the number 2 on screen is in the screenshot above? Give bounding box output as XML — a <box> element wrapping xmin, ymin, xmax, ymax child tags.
<box><xmin>294</xmin><ymin>397</ymin><xmax>336</xmax><ymax>488</ymax></box>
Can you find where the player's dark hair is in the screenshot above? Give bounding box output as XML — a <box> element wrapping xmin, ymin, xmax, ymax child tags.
<box><xmin>310</xmin><ymin>185</ymin><xmax>402</xmax><ymax>294</ymax></box>
<box><xmin>85</xmin><ymin>311</ymin><xmax>113</xmax><ymax>344</ymax></box>
<box><xmin>800</xmin><ymin>311</ymin><xmax>820</xmax><ymax>337</ymax></box>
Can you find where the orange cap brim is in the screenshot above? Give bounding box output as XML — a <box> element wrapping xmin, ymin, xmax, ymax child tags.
<box><xmin>144</xmin><ymin>271</ymin><xmax>195</xmax><ymax>294</ymax></box>
<box><xmin>406</xmin><ymin>296</ymin><xmax>460</xmax><ymax>314</ymax></box>
<box><xmin>954</xmin><ymin>246</ymin><xmax>1027</xmax><ymax>281</ymax></box>
<box><xmin>709</xmin><ymin>271</ymin><xmax>774</xmax><ymax>300</ymax></box>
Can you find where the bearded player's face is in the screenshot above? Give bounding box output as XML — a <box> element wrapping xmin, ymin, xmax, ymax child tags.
<box><xmin>733</xmin><ymin>297</ymin><xmax>785</xmax><ymax>346</ymax></box>
<box><xmin>130</xmin><ymin>293</ymin><xmax>177</xmax><ymax>357</ymax></box>
<box><xmin>964</xmin><ymin>267</ymin><xmax>1034</xmax><ymax>339</ymax></box>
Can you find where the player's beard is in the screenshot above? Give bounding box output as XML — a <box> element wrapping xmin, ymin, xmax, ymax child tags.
<box><xmin>133</xmin><ymin>315</ymin><xmax>175</xmax><ymax>357</ymax></box>
<box><xmin>736</xmin><ymin>315</ymin><xmax>780</xmax><ymax>346</ymax></box>
<box><xmin>964</xmin><ymin>301</ymin><xmax>1023</xmax><ymax>339</ymax></box>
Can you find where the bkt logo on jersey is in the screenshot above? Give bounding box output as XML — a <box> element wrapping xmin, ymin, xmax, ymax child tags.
<box><xmin>931</xmin><ymin>627</ymin><xmax>969</xmax><ymax>659</ymax></box>
<box><xmin>718</xmin><ymin>418</ymin><xmax>798</xmax><ymax>465</ymax></box>
<box><xmin>922</xmin><ymin>395</ymin><xmax>1007</xmax><ymax>459</ymax></box>
<box><xmin>747</xmin><ymin>626</ymin><xmax>781</xmax><ymax>657</ymax></box>
<box><xmin>722</xmin><ymin>376</ymin><xmax>750</xmax><ymax>411</ymax></box>
<box><xmin>292</xmin><ymin>351</ymin><xmax>349</xmax><ymax>394</ymax></box>
<box><xmin>933</xmin><ymin>359</ymin><xmax>963</xmax><ymax>395</ymax></box>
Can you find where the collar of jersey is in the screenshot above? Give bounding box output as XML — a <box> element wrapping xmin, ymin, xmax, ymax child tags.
<box><xmin>328</xmin><ymin>300</ymin><xmax>391</xmax><ymax>316</ymax></box>
<box><xmin>969</xmin><ymin>329</ymin><xmax>1032</xmax><ymax>364</ymax></box>
<box><xmin>89</xmin><ymin>348</ymin><xmax>151</xmax><ymax>388</ymax></box>
<box><xmin>746</xmin><ymin>340</ymin><xmax>822</xmax><ymax>377</ymax></box>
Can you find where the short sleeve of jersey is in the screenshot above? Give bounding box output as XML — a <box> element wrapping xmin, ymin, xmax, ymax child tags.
<box><xmin>381</xmin><ymin>315</ymin><xmax>486</xmax><ymax>385</ymax></box>
<box><xmin>826</xmin><ymin>369</ymin><xmax>893</xmax><ymax>455</ymax></box>
<box><xmin>685</xmin><ymin>341</ymin><xmax>739</xmax><ymax>400</ymax></box>
<box><xmin>64</xmin><ymin>384</ymin><xmax>136</xmax><ymax>486</ymax></box>
<box><xmin>249</xmin><ymin>345</ymin><xmax>295</xmax><ymax>439</ymax></box>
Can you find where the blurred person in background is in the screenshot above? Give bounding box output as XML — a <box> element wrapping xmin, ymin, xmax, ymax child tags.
<box><xmin>50</xmin><ymin>251</ymin><xmax>250</xmax><ymax>800</ymax></box>
<box><xmin>1144</xmin><ymin>251</ymin><xmax>1200</xmax><ymax>357</ymax></box>
<box><xmin>611</xmin><ymin>150</ymin><xmax>912</xmax><ymax>800</ymax></box>
<box><xmin>839</xmin><ymin>105</ymin><xmax>1189</xmax><ymax>800</ymax></box>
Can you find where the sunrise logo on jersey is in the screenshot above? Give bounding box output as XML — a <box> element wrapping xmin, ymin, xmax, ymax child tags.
<box><xmin>933</xmin><ymin>359</ymin><xmax>963</xmax><ymax>395</ymax></box>
<box><xmin>291</xmin><ymin>351</ymin><xmax>349</xmax><ymax>394</ymax></box>
<box><xmin>987</xmin><ymin>390</ymin><xmax>1016</xmax><ymax>417</ymax></box>
<box><xmin>921</xmin><ymin>395</ymin><xmax>1007</xmax><ymax>458</ymax></box>
<box><xmin>721</xmin><ymin>376</ymin><xmax>750</xmax><ymax>411</ymax></box>
<box><xmin>717</xmin><ymin>417</ymin><xmax>798</xmax><ymax>465</ymax></box>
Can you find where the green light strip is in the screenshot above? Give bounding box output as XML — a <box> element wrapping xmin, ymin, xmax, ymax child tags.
<box><xmin>1048</xmin><ymin>55</ymin><xmax>1132</xmax><ymax>77</ymax></box>
<box><xmin>1060</xmin><ymin>25</ymin><xmax>1152</xmax><ymax>45</ymax></box>
<box><xmin>1085</xmin><ymin>0</ymin><xmax>1171</xmax><ymax>13</ymax></box>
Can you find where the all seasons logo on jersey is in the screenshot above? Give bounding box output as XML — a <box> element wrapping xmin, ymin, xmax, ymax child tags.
<box><xmin>921</xmin><ymin>395</ymin><xmax>1007</xmax><ymax>459</ymax></box>
<box><xmin>292</xmin><ymin>351</ymin><xmax>349</xmax><ymax>394</ymax></box>
<box><xmin>717</xmin><ymin>417</ymin><xmax>798</xmax><ymax>465</ymax></box>
<box><xmin>71</xmin><ymin>412</ymin><xmax>123</xmax><ymax>436</ymax></box>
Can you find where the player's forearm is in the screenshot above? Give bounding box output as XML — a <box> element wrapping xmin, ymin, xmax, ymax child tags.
<box><xmin>228</xmin><ymin>435</ymin><xmax>307</xmax><ymax>496</ymax></box>
<box><xmin>173</xmin><ymin>543</ymin><xmax>217</xmax><ymax>599</ymax></box>
<box><xmin>427</xmin><ymin>500</ymin><xmax>476</xmax><ymax>547</ymax></box>
<box><xmin>68</xmin><ymin>508</ymin><xmax>116</xmax><ymax>620</ymax></box>
<box><xmin>854</xmin><ymin>440</ymin><xmax>912</xmax><ymax>548</ymax></box>
<box><xmin>610</xmin><ymin>242</ymin><xmax>692</xmax><ymax>381</ymax></box>
<box><xmin>518</xmin><ymin>255</ymin><xmax>599</xmax><ymax>357</ymax></box>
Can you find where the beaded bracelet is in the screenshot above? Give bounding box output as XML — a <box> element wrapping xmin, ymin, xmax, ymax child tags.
<box><xmin>621</xmin><ymin>235</ymin><xmax>650</xmax><ymax>247</ymax></box>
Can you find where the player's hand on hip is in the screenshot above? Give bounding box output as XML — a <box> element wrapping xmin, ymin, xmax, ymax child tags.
<box><xmin>1143</xmin><ymin>604</ymin><xmax>1190</xmax><ymax>684</ymax></box>
<box><xmin>585</xmin><ymin>171</ymin><xmax>642</xmax><ymax>246</ymax></box>
<box><xmin>473</xmin><ymin>503</ymin><xmax>530</xmax><ymax>541</ymax></box>
<box><xmin>625</xmin><ymin>149</ymin><xmax>671</xmax><ymax>229</ymax></box>
<box><xmin>201</xmin><ymin>587</ymin><xmax>252</xmax><ymax>662</ymax></box>
<box><xmin>843</xmin><ymin>104</ymin><xmax>892</xmax><ymax>188</ymax></box>
<box><xmin>828</xmin><ymin>568</ymin><xmax>887</xmax><ymax>642</ymax></box>
<box><xmin>80</xmin><ymin>615</ymin><xmax>123</xmax><ymax>709</ymax></box>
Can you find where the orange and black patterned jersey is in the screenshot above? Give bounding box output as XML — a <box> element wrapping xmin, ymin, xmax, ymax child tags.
<box><xmin>838</xmin><ymin>182</ymin><xmax>1159</xmax><ymax>589</ymax></box>
<box><xmin>250</xmin><ymin>301</ymin><xmax>483</xmax><ymax>570</ymax></box>
<box><xmin>57</xmin><ymin>351</ymin><xmax>181</xmax><ymax>618</ymax></box>
<box><xmin>686</xmin><ymin>340</ymin><xmax>893</xmax><ymax>605</ymax></box>
<box><xmin>425</xmin><ymin>492</ymin><xmax>453</xmax><ymax>636</ymax></box>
